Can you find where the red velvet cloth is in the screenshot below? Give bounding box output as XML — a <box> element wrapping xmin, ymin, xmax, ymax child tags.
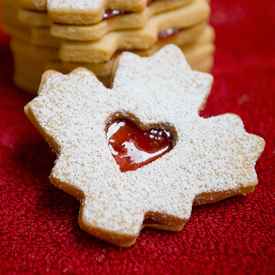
<box><xmin>1</xmin><ymin>0</ymin><xmax>275</xmax><ymax>274</ymax></box>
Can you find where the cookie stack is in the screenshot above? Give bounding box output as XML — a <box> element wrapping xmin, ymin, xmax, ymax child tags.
<box><xmin>1</xmin><ymin>0</ymin><xmax>215</xmax><ymax>92</ymax></box>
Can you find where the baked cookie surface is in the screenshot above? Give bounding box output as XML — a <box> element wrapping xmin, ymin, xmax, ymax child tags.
<box><xmin>58</xmin><ymin>0</ymin><xmax>210</xmax><ymax>63</ymax></box>
<box><xmin>50</xmin><ymin>0</ymin><xmax>191</xmax><ymax>41</ymax></box>
<box><xmin>24</xmin><ymin>45</ymin><xmax>265</xmax><ymax>247</ymax></box>
<box><xmin>47</xmin><ymin>0</ymin><xmax>149</xmax><ymax>24</ymax></box>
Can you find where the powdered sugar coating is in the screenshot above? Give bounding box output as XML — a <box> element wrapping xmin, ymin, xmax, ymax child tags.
<box><xmin>48</xmin><ymin>0</ymin><xmax>102</xmax><ymax>10</ymax></box>
<box><xmin>46</xmin><ymin>0</ymin><xmax>148</xmax><ymax>24</ymax></box>
<box><xmin>47</xmin><ymin>0</ymin><xmax>146</xmax><ymax>10</ymax></box>
<box><xmin>27</xmin><ymin>45</ymin><xmax>264</xmax><ymax>238</ymax></box>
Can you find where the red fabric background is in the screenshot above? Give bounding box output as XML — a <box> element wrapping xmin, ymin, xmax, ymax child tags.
<box><xmin>1</xmin><ymin>0</ymin><xmax>275</xmax><ymax>274</ymax></box>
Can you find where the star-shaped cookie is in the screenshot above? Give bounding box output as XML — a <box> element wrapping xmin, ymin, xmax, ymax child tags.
<box><xmin>25</xmin><ymin>44</ymin><xmax>265</xmax><ymax>247</ymax></box>
<box><xmin>47</xmin><ymin>0</ymin><xmax>149</xmax><ymax>24</ymax></box>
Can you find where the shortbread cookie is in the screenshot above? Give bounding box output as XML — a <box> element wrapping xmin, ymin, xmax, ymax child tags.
<box><xmin>16</xmin><ymin>0</ymin><xmax>47</xmax><ymax>11</ymax></box>
<box><xmin>14</xmin><ymin>72</ymin><xmax>42</xmax><ymax>93</ymax></box>
<box><xmin>2</xmin><ymin>4</ymin><xmax>59</xmax><ymax>48</ymax></box>
<box><xmin>47</xmin><ymin>0</ymin><xmax>151</xmax><ymax>25</ymax></box>
<box><xmin>0</xmin><ymin>4</ymin><xmax>31</xmax><ymax>42</ymax></box>
<box><xmin>10</xmin><ymin>24</ymin><xmax>214</xmax><ymax>91</ymax></box>
<box><xmin>17</xmin><ymin>1</ymin><xmax>189</xmax><ymax>29</ymax></box>
<box><xmin>1</xmin><ymin>0</ymin><xmax>18</xmax><ymax>9</ymax></box>
<box><xmin>13</xmin><ymin>24</ymin><xmax>214</xmax><ymax>91</ymax></box>
<box><xmin>25</xmin><ymin>45</ymin><xmax>265</xmax><ymax>247</ymax></box>
<box><xmin>13</xmin><ymin>64</ymin><xmax>44</xmax><ymax>88</ymax></box>
<box><xmin>60</xmin><ymin>24</ymin><xmax>213</xmax><ymax>78</ymax></box>
<box><xmin>50</xmin><ymin>0</ymin><xmax>191</xmax><ymax>41</ymax></box>
<box><xmin>11</xmin><ymin>39</ymin><xmax>57</xmax><ymax>93</ymax></box>
<box><xmin>189</xmin><ymin>54</ymin><xmax>214</xmax><ymax>74</ymax></box>
<box><xmin>31</xmin><ymin>27</ymin><xmax>60</xmax><ymax>48</ymax></box>
<box><xmin>183</xmin><ymin>43</ymin><xmax>215</xmax><ymax>66</ymax></box>
<box><xmin>9</xmin><ymin>23</ymin><xmax>214</xmax><ymax>92</ymax></box>
<box><xmin>13</xmin><ymin>50</ymin><xmax>51</xmax><ymax>79</ymax></box>
<box><xmin>49</xmin><ymin>46</ymin><xmax>214</xmax><ymax>88</ymax></box>
<box><xmin>17</xmin><ymin>8</ymin><xmax>51</xmax><ymax>27</ymax></box>
<box><xmin>178</xmin><ymin>26</ymin><xmax>215</xmax><ymax>65</ymax></box>
<box><xmin>59</xmin><ymin>0</ymin><xmax>210</xmax><ymax>63</ymax></box>
<box><xmin>132</xmin><ymin>23</ymin><xmax>214</xmax><ymax>57</ymax></box>
<box><xmin>1</xmin><ymin>4</ymin><xmax>58</xmax><ymax>47</ymax></box>
<box><xmin>10</xmin><ymin>38</ymin><xmax>59</xmax><ymax>60</ymax></box>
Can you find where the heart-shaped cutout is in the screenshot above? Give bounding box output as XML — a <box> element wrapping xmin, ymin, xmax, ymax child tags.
<box><xmin>106</xmin><ymin>119</ymin><xmax>174</xmax><ymax>172</ymax></box>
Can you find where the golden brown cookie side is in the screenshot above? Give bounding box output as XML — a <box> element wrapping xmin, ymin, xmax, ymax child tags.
<box><xmin>16</xmin><ymin>0</ymin><xmax>47</xmax><ymax>11</ymax></box>
<box><xmin>58</xmin><ymin>0</ymin><xmax>210</xmax><ymax>63</ymax></box>
<box><xmin>48</xmin><ymin>0</ymin><xmax>147</xmax><ymax>25</ymax></box>
<box><xmin>50</xmin><ymin>0</ymin><xmax>192</xmax><ymax>41</ymax></box>
<box><xmin>78</xmin><ymin>200</ymin><xmax>140</xmax><ymax>248</ymax></box>
<box><xmin>18</xmin><ymin>8</ymin><xmax>51</xmax><ymax>27</ymax></box>
<box><xmin>193</xmin><ymin>185</ymin><xmax>256</xmax><ymax>206</ymax></box>
<box><xmin>143</xmin><ymin>211</ymin><xmax>187</xmax><ymax>231</ymax></box>
<box><xmin>50</xmin><ymin>173</ymin><xmax>85</xmax><ymax>200</ymax></box>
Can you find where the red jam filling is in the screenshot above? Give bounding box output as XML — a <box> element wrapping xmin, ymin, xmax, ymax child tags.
<box><xmin>103</xmin><ymin>0</ymin><xmax>154</xmax><ymax>20</ymax></box>
<box><xmin>103</xmin><ymin>10</ymin><xmax>131</xmax><ymax>20</ymax></box>
<box><xmin>106</xmin><ymin>119</ymin><xmax>173</xmax><ymax>172</ymax></box>
<box><xmin>158</xmin><ymin>28</ymin><xmax>180</xmax><ymax>40</ymax></box>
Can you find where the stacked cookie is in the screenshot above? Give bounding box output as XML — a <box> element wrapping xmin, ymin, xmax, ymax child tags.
<box><xmin>1</xmin><ymin>0</ymin><xmax>215</xmax><ymax>92</ymax></box>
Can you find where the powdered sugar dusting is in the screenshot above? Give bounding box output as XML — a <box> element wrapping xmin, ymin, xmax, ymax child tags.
<box><xmin>48</xmin><ymin>0</ymin><xmax>103</xmax><ymax>10</ymax></box>
<box><xmin>28</xmin><ymin>45</ymin><xmax>265</xmax><ymax>236</ymax></box>
<box><xmin>47</xmin><ymin>0</ymin><xmax>146</xmax><ymax>10</ymax></box>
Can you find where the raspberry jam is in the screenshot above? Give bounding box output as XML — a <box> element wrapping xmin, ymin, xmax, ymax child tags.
<box><xmin>103</xmin><ymin>10</ymin><xmax>131</xmax><ymax>20</ymax></box>
<box><xmin>103</xmin><ymin>0</ymin><xmax>154</xmax><ymax>20</ymax></box>
<box><xmin>158</xmin><ymin>28</ymin><xmax>180</xmax><ymax>40</ymax></box>
<box><xmin>106</xmin><ymin>119</ymin><xmax>173</xmax><ymax>172</ymax></box>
